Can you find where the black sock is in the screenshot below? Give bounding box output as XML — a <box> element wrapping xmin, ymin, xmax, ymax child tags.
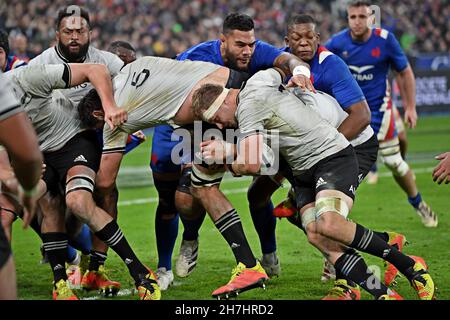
<box><xmin>350</xmin><ymin>224</ymin><xmax>415</xmax><ymax>274</ymax></box>
<box><xmin>181</xmin><ymin>212</ymin><xmax>206</xmax><ymax>241</ymax></box>
<box><xmin>374</xmin><ymin>231</ymin><xmax>389</xmax><ymax>243</ymax></box>
<box><xmin>335</xmin><ymin>267</ymin><xmax>357</xmax><ymax>287</ymax></box>
<box><xmin>42</xmin><ymin>232</ymin><xmax>68</xmax><ymax>283</ymax></box>
<box><xmin>88</xmin><ymin>250</ymin><xmax>107</xmax><ymax>271</ymax></box>
<box><xmin>334</xmin><ymin>249</ymin><xmax>389</xmax><ymax>299</ymax></box>
<box><xmin>95</xmin><ymin>220</ymin><xmax>148</xmax><ymax>283</ymax></box>
<box><xmin>214</xmin><ymin>209</ymin><xmax>256</xmax><ymax>268</ymax></box>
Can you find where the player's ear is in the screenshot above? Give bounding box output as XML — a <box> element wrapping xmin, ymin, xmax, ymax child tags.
<box><xmin>219</xmin><ymin>33</ymin><xmax>226</xmax><ymax>44</ymax></box>
<box><xmin>284</xmin><ymin>35</ymin><xmax>289</xmax><ymax>46</ymax></box>
<box><xmin>93</xmin><ymin>110</ymin><xmax>104</xmax><ymax>120</ymax></box>
<box><xmin>55</xmin><ymin>30</ymin><xmax>60</xmax><ymax>42</ymax></box>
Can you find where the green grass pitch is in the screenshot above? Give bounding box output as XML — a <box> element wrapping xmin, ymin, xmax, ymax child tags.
<box><xmin>12</xmin><ymin>115</ymin><xmax>450</xmax><ymax>300</ymax></box>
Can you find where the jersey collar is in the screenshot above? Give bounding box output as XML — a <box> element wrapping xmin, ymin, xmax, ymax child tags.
<box><xmin>54</xmin><ymin>44</ymin><xmax>87</xmax><ymax>63</ymax></box>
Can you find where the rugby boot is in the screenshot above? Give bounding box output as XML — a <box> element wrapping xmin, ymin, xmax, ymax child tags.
<box><xmin>212</xmin><ymin>262</ymin><xmax>268</xmax><ymax>299</ymax></box>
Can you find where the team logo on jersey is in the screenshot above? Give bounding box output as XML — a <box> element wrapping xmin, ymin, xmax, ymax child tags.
<box><xmin>348</xmin><ymin>65</ymin><xmax>375</xmax><ymax>81</ymax></box>
<box><xmin>371</xmin><ymin>47</ymin><xmax>381</xmax><ymax>58</ymax></box>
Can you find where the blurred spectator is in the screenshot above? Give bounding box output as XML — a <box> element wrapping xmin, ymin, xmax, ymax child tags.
<box><xmin>0</xmin><ymin>0</ymin><xmax>449</xmax><ymax>59</ymax></box>
<box><xmin>9</xmin><ymin>31</ymin><xmax>35</xmax><ymax>62</ymax></box>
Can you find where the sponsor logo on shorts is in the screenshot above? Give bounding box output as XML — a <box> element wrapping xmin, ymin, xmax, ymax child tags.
<box><xmin>316</xmin><ymin>177</ymin><xmax>327</xmax><ymax>189</ymax></box>
<box><xmin>358</xmin><ymin>174</ymin><xmax>364</xmax><ymax>183</ymax></box>
<box><xmin>349</xmin><ymin>185</ymin><xmax>356</xmax><ymax>195</ymax></box>
<box><xmin>74</xmin><ymin>155</ymin><xmax>87</xmax><ymax>163</ymax></box>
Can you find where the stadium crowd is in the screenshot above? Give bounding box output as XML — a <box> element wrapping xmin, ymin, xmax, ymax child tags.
<box><xmin>1</xmin><ymin>0</ymin><xmax>449</xmax><ymax>60</ymax></box>
<box><xmin>0</xmin><ymin>0</ymin><xmax>443</xmax><ymax>301</ymax></box>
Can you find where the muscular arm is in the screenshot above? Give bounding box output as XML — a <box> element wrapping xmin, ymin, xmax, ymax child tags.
<box><xmin>273</xmin><ymin>53</ymin><xmax>315</xmax><ymax>91</ymax></box>
<box><xmin>0</xmin><ymin>112</ymin><xmax>42</xmax><ymax>191</ymax></box>
<box><xmin>0</xmin><ymin>112</ymin><xmax>43</xmax><ymax>227</ymax></box>
<box><xmin>394</xmin><ymin>64</ymin><xmax>417</xmax><ymax>128</ymax></box>
<box><xmin>68</xmin><ymin>63</ymin><xmax>127</xmax><ymax>129</ymax></box>
<box><xmin>230</xmin><ymin>134</ymin><xmax>263</xmax><ymax>176</ymax></box>
<box><xmin>338</xmin><ymin>100</ymin><xmax>371</xmax><ymax>140</ymax></box>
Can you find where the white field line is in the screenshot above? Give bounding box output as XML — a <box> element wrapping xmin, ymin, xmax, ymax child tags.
<box><xmin>117</xmin><ymin>166</ymin><xmax>435</xmax><ymax>207</ymax></box>
<box><xmin>81</xmin><ymin>288</ymin><xmax>135</xmax><ymax>300</ymax></box>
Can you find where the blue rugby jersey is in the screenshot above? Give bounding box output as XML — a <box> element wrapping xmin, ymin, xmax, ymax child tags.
<box><xmin>4</xmin><ymin>55</ymin><xmax>27</xmax><ymax>71</ymax></box>
<box><xmin>176</xmin><ymin>39</ymin><xmax>282</xmax><ymax>75</ymax></box>
<box><xmin>325</xmin><ymin>28</ymin><xmax>408</xmax><ymax>140</ymax></box>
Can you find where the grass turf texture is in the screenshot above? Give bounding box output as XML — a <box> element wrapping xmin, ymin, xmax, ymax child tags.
<box><xmin>12</xmin><ymin>115</ymin><xmax>450</xmax><ymax>300</ymax></box>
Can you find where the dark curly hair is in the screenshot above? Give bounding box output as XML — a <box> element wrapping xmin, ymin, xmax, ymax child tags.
<box><xmin>77</xmin><ymin>89</ymin><xmax>103</xmax><ymax>128</ymax></box>
<box><xmin>223</xmin><ymin>13</ymin><xmax>254</xmax><ymax>34</ymax></box>
<box><xmin>0</xmin><ymin>29</ymin><xmax>10</xmax><ymax>56</ymax></box>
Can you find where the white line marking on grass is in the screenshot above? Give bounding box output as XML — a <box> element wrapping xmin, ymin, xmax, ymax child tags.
<box><xmin>81</xmin><ymin>288</ymin><xmax>135</xmax><ymax>300</ymax></box>
<box><xmin>118</xmin><ymin>187</ymin><xmax>271</xmax><ymax>206</ymax></box>
<box><xmin>118</xmin><ymin>166</ymin><xmax>435</xmax><ymax>207</ymax></box>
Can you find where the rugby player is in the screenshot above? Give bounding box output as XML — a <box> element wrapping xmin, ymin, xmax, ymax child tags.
<box><xmin>325</xmin><ymin>1</ymin><xmax>438</xmax><ymax>229</ymax></box>
<box><xmin>150</xmin><ymin>13</ymin><xmax>313</xmax><ymax>287</ymax></box>
<box><xmin>80</xmin><ymin>56</ymin><xmax>277</xmax><ymax>298</ymax></box>
<box><xmin>0</xmin><ymin>75</ymin><xmax>43</xmax><ymax>299</ymax></box>
<box><xmin>0</xmin><ymin>30</ymin><xmax>27</xmax><ymax>72</ymax></box>
<box><xmin>258</xmin><ymin>14</ymin><xmax>409</xmax><ymax>299</ymax></box>
<box><xmin>4</xmin><ymin>63</ymin><xmax>160</xmax><ymax>300</ymax></box>
<box><xmin>192</xmin><ymin>68</ymin><xmax>436</xmax><ymax>300</ymax></box>
<box><xmin>27</xmin><ymin>6</ymin><xmax>126</xmax><ymax>294</ymax></box>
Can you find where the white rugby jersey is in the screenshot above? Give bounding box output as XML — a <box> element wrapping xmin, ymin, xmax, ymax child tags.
<box><xmin>293</xmin><ymin>89</ymin><xmax>374</xmax><ymax>147</ymax></box>
<box><xmin>236</xmin><ymin>68</ymin><xmax>350</xmax><ymax>175</ymax></box>
<box><xmin>0</xmin><ymin>72</ymin><xmax>23</xmax><ymax>122</ymax></box>
<box><xmin>4</xmin><ymin>64</ymin><xmax>84</xmax><ymax>152</ymax></box>
<box><xmin>29</xmin><ymin>45</ymin><xmax>123</xmax><ymax>104</ymax></box>
<box><xmin>103</xmin><ymin>56</ymin><xmax>221</xmax><ymax>153</ymax></box>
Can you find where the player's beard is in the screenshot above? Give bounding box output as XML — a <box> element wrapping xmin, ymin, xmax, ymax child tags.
<box><xmin>226</xmin><ymin>52</ymin><xmax>250</xmax><ymax>72</ymax></box>
<box><xmin>58</xmin><ymin>41</ymin><xmax>90</xmax><ymax>62</ymax></box>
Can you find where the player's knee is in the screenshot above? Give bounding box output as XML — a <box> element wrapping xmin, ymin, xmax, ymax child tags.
<box><xmin>65</xmin><ymin>191</ymin><xmax>93</xmax><ymax>220</ymax></box>
<box><xmin>315</xmin><ymin>214</ymin><xmax>338</xmax><ymax>238</ymax></box>
<box><xmin>95</xmin><ymin>168</ymin><xmax>117</xmax><ymax>196</ymax></box>
<box><xmin>382</xmin><ymin>153</ymin><xmax>409</xmax><ymax>176</ymax></box>
<box><xmin>95</xmin><ymin>176</ymin><xmax>115</xmax><ymax>195</ymax></box>
<box><xmin>306</xmin><ymin>227</ymin><xmax>321</xmax><ymax>247</ymax></box>
<box><xmin>379</xmin><ymin>139</ymin><xmax>409</xmax><ymax>176</ymax></box>
<box><xmin>154</xmin><ymin>177</ymin><xmax>178</xmax><ymax>215</ymax></box>
<box><xmin>314</xmin><ymin>197</ymin><xmax>349</xmax><ymax>237</ymax></box>
<box><xmin>175</xmin><ymin>191</ymin><xmax>194</xmax><ymax>216</ymax></box>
